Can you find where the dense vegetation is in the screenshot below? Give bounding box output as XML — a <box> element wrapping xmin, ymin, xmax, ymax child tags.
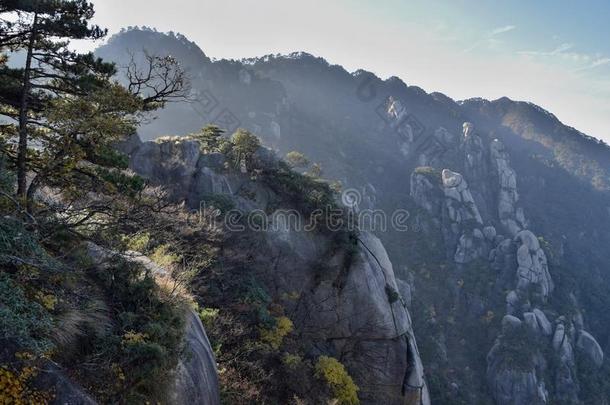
<box><xmin>0</xmin><ymin>2</ymin><xmax>193</xmax><ymax>402</ymax></box>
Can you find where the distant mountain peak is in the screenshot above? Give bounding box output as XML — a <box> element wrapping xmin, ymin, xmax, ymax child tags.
<box><xmin>99</xmin><ymin>27</ymin><xmax>211</xmax><ymax>66</ymax></box>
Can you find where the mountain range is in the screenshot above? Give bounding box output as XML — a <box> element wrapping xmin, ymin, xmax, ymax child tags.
<box><xmin>96</xmin><ymin>27</ymin><xmax>610</xmax><ymax>404</ymax></box>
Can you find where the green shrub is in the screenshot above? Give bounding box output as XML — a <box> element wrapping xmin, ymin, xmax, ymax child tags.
<box><xmin>198</xmin><ymin>307</ymin><xmax>220</xmax><ymax>330</ymax></box>
<box><xmin>150</xmin><ymin>244</ymin><xmax>180</xmax><ymax>269</ymax></box>
<box><xmin>0</xmin><ymin>217</ymin><xmax>59</xmax><ymax>271</ymax></box>
<box><xmin>260</xmin><ymin>316</ymin><xmax>293</xmax><ymax>350</ymax></box>
<box><xmin>123</xmin><ymin>232</ymin><xmax>151</xmax><ymax>252</ymax></box>
<box><xmin>385</xmin><ymin>284</ymin><xmax>400</xmax><ymax>304</ymax></box>
<box><xmin>281</xmin><ymin>353</ymin><xmax>303</xmax><ymax>369</ymax></box>
<box><xmin>315</xmin><ymin>356</ymin><xmax>360</xmax><ymax>405</ymax></box>
<box><xmin>90</xmin><ymin>258</ymin><xmax>185</xmax><ymax>402</ymax></box>
<box><xmin>0</xmin><ymin>273</ymin><xmax>53</xmax><ymax>354</ymax></box>
<box><xmin>193</xmin><ymin>125</ymin><xmax>227</xmax><ymax>153</ymax></box>
<box><xmin>414</xmin><ymin>166</ymin><xmax>442</xmax><ymax>184</ymax></box>
<box><xmin>201</xmin><ymin>193</ymin><xmax>235</xmax><ymax>214</ymax></box>
<box><xmin>260</xmin><ymin>160</ymin><xmax>339</xmax><ymax>221</ymax></box>
<box><xmin>285</xmin><ymin>151</ymin><xmax>310</xmax><ymax>168</ymax></box>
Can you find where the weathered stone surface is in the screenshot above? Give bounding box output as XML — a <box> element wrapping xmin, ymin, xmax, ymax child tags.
<box><xmin>523</xmin><ymin>312</ymin><xmax>539</xmax><ymax>334</ymax></box>
<box><xmin>442</xmin><ymin>169</ymin><xmax>464</xmax><ymax>188</ymax></box>
<box><xmin>533</xmin><ymin>309</ymin><xmax>553</xmax><ymax>337</ymax></box>
<box><xmin>298</xmin><ymin>232</ymin><xmax>430</xmax><ymax>405</ymax></box>
<box><xmin>514</xmin><ymin>231</ymin><xmax>554</xmax><ymax>299</ymax></box>
<box><xmin>36</xmin><ymin>362</ymin><xmax>97</xmax><ymax>405</ymax></box>
<box><xmin>506</xmin><ymin>290</ymin><xmax>520</xmax><ymax>315</ymax></box>
<box><xmin>454</xmin><ymin>231</ymin><xmax>486</xmax><ymax>264</ymax></box>
<box><xmin>551</xmin><ymin>322</ymin><xmax>579</xmax><ymax>403</ymax></box>
<box><xmin>171</xmin><ymin>311</ymin><xmax>221</xmax><ymax>405</ymax></box>
<box><xmin>576</xmin><ymin>330</ymin><xmax>604</xmax><ymax>367</ymax></box>
<box><xmin>410</xmin><ymin>172</ymin><xmax>442</xmax><ymax>216</ymax></box>
<box><xmin>553</xmin><ymin>323</ymin><xmax>574</xmax><ymax>365</ymax></box>
<box><xmin>396</xmin><ymin>278</ymin><xmax>413</xmax><ymax>309</ymax></box>
<box><xmin>462</xmin><ymin>122</ymin><xmax>475</xmax><ymax>138</ymax></box>
<box><xmin>502</xmin><ymin>314</ymin><xmax>523</xmax><ymax>332</ymax></box>
<box><xmin>442</xmin><ymin>170</ymin><xmax>483</xmax><ymax>225</ymax></box>
<box><xmin>487</xmin><ymin>367</ymin><xmax>548</xmax><ymax>405</ymax></box>
<box><xmin>487</xmin><ymin>341</ymin><xmax>548</xmax><ymax>405</ymax></box>
<box><xmin>490</xmin><ymin>138</ymin><xmax>525</xmax><ymax>236</ymax></box>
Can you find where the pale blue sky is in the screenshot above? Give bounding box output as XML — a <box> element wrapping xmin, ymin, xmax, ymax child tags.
<box><xmin>78</xmin><ymin>0</ymin><xmax>610</xmax><ymax>141</ymax></box>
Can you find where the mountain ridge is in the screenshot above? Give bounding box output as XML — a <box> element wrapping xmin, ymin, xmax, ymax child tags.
<box><xmin>95</xmin><ymin>27</ymin><xmax>610</xmax><ymax>404</ymax></box>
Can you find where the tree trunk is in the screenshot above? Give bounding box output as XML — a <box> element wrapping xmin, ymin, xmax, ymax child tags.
<box><xmin>16</xmin><ymin>13</ymin><xmax>37</xmax><ymax>203</ymax></box>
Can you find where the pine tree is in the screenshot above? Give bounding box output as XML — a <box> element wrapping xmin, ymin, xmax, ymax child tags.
<box><xmin>0</xmin><ymin>1</ymin><xmax>187</xmax><ymax>212</ymax></box>
<box><xmin>1</xmin><ymin>0</ymin><xmax>113</xmax><ymax>202</ymax></box>
<box><xmin>194</xmin><ymin>124</ymin><xmax>226</xmax><ymax>152</ymax></box>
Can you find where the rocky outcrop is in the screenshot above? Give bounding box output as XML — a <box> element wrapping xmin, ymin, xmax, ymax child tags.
<box><xmin>410</xmin><ymin>168</ymin><xmax>489</xmax><ymax>264</ymax></box>
<box><xmin>120</xmin><ymin>135</ymin><xmax>234</xmax><ymax>206</ymax></box>
<box><xmin>514</xmin><ymin>231</ymin><xmax>554</xmax><ymax>299</ymax></box>
<box><xmin>552</xmin><ymin>320</ymin><xmax>579</xmax><ymax>403</ymax></box>
<box><xmin>486</xmin><ymin>357</ymin><xmax>548</xmax><ymax>405</ymax></box>
<box><xmin>486</xmin><ymin>316</ymin><xmax>548</xmax><ymax>405</ymax></box>
<box><xmin>576</xmin><ymin>330</ymin><xmax>604</xmax><ymax>367</ymax></box>
<box><xmin>125</xmin><ymin>137</ymin><xmax>429</xmax><ymax>405</ymax></box>
<box><xmin>490</xmin><ymin>138</ymin><xmax>525</xmax><ymax>236</ymax></box>
<box><xmin>338</xmin><ymin>232</ymin><xmax>429</xmax><ymax>405</ymax></box>
<box><xmin>461</xmin><ymin>122</ymin><xmax>492</xmax><ymax>220</ymax></box>
<box><xmin>264</xmin><ymin>226</ymin><xmax>430</xmax><ymax>405</ymax></box>
<box><xmin>410</xmin><ymin>171</ymin><xmax>442</xmax><ymax>219</ymax></box>
<box><xmin>171</xmin><ymin>311</ymin><xmax>221</xmax><ymax>405</ymax></box>
<box><xmin>524</xmin><ymin>309</ymin><xmax>553</xmax><ymax>337</ymax></box>
<box><xmin>441</xmin><ymin>169</ymin><xmax>483</xmax><ymax>227</ymax></box>
<box><xmin>408</xmin><ymin>122</ymin><xmax>604</xmax><ymax>405</ymax></box>
<box><xmin>454</xmin><ymin>230</ymin><xmax>486</xmax><ymax>264</ymax></box>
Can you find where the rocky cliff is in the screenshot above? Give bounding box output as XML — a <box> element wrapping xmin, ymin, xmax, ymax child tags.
<box><xmin>408</xmin><ymin>122</ymin><xmax>604</xmax><ymax>404</ymax></box>
<box><xmin>119</xmin><ymin>135</ymin><xmax>430</xmax><ymax>404</ymax></box>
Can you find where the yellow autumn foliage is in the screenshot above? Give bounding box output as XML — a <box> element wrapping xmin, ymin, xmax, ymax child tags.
<box><xmin>315</xmin><ymin>356</ymin><xmax>359</xmax><ymax>405</ymax></box>
<box><xmin>260</xmin><ymin>316</ymin><xmax>293</xmax><ymax>350</ymax></box>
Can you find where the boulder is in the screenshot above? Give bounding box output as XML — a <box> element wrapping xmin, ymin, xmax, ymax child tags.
<box><xmin>576</xmin><ymin>330</ymin><xmax>604</xmax><ymax>367</ymax></box>
<box><xmin>442</xmin><ymin>169</ymin><xmax>463</xmax><ymax>188</ymax></box>
<box><xmin>533</xmin><ymin>309</ymin><xmax>553</xmax><ymax>336</ymax></box>
<box><xmin>552</xmin><ymin>323</ymin><xmax>574</xmax><ymax>365</ymax></box>
<box><xmin>523</xmin><ymin>312</ymin><xmax>539</xmax><ymax>335</ymax></box>
<box><xmin>462</xmin><ymin>122</ymin><xmax>475</xmax><ymax>138</ymax></box>
<box><xmin>502</xmin><ymin>315</ymin><xmax>522</xmax><ymax>332</ymax></box>
<box><xmin>514</xmin><ymin>231</ymin><xmax>554</xmax><ymax>299</ymax></box>
<box><xmin>506</xmin><ymin>291</ymin><xmax>520</xmax><ymax>315</ymax></box>
<box><xmin>487</xmin><ymin>341</ymin><xmax>548</xmax><ymax>405</ymax></box>
<box><xmin>264</xmin><ymin>226</ymin><xmax>431</xmax><ymax>405</ymax></box>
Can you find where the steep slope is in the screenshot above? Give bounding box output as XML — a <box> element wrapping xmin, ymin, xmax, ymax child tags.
<box><xmin>96</xmin><ymin>28</ymin><xmax>610</xmax><ymax>404</ymax></box>
<box><xmin>119</xmin><ymin>134</ymin><xmax>430</xmax><ymax>404</ymax></box>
